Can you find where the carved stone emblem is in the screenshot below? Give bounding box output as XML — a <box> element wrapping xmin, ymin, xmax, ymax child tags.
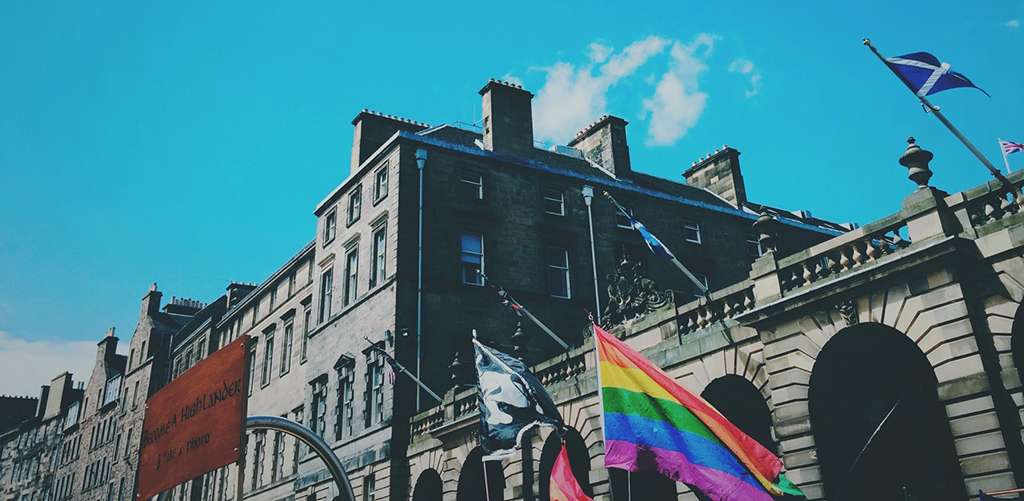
<box><xmin>601</xmin><ymin>259</ymin><xmax>670</xmax><ymax>329</ymax></box>
<box><xmin>837</xmin><ymin>300</ymin><xmax>859</xmax><ymax>326</ymax></box>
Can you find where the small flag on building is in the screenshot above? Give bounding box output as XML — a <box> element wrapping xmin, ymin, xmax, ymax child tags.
<box><xmin>1000</xmin><ymin>140</ymin><xmax>1024</xmax><ymax>155</ymax></box>
<box><xmin>884</xmin><ymin>51</ymin><xmax>989</xmax><ymax>97</ymax></box>
<box><xmin>550</xmin><ymin>442</ymin><xmax>594</xmax><ymax>501</ymax></box>
<box><xmin>473</xmin><ymin>336</ymin><xmax>564</xmax><ymax>460</ymax></box>
<box><xmin>594</xmin><ymin>323</ymin><xmax>803</xmax><ymax>500</ymax></box>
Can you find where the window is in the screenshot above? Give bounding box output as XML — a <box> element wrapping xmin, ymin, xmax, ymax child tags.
<box><xmin>301</xmin><ymin>308</ymin><xmax>311</xmax><ymax>363</ymax></box>
<box><xmin>323</xmin><ymin>210</ymin><xmax>337</xmax><ymax>245</ymax></box>
<box><xmin>292</xmin><ymin>407</ymin><xmax>304</xmax><ymax>470</ymax></box>
<box><xmin>458</xmin><ymin>171</ymin><xmax>483</xmax><ymax>200</ymax></box>
<box><xmin>460</xmin><ymin>233</ymin><xmax>484</xmax><ymax>285</ymax></box>
<box><xmin>615</xmin><ymin>205</ymin><xmax>633</xmax><ymax>229</ymax></box>
<box><xmin>365</xmin><ymin>351</ymin><xmax>386</xmax><ymax>427</ymax></box>
<box><xmin>347</xmin><ymin>186</ymin><xmax>362</xmax><ymax>225</ymax></box>
<box><xmin>261</xmin><ymin>334</ymin><xmax>274</xmax><ymax>387</ymax></box>
<box><xmin>251</xmin><ymin>301</ymin><xmax>259</xmax><ymax>327</ymax></box>
<box><xmin>287</xmin><ymin>273</ymin><xmax>296</xmax><ymax>297</ymax></box>
<box><xmin>373</xmin><ymin>166</ymin><xmax>388</xmax><ymax>203</ymax></box>
<box><xmin>124</xmin><ymin>428</ymin><xmax>132</xmax><ymax>460</ymax></box>
<box><xmin>103</xmin><ymin>375</ymin><xmax>121</xmax><ymax>406</ymax></box>
<box><xmin>132</xmin><ymin>381</ymin><xmax>140</xmax><ymax>409</ymax></box>
<box><xmin>543</xmin><ymin>188</ymin><xmax>565</xmax><ymax>216</ymax></box>
<box><xmin>271</xmin><ymin>432</ymin><xmax>284</xmax><ymax>482</ymax></box>
<box><xmin>251</xmin><ymin>431</ymin><xmax>266</xmax><ymax>489</ymax></box>
<box><xmin>364</xmin><ymin>473</ymin><xmax>376</xmax><ymax>501</ymax></box>
<box><xmin>307</xmin><ymin>259</ymin><xmax>314</xmax><ymax>284</ymax></box>
<box><xmin>197</xmin><ymin>337</ymin><xmax>206</xmax><ymax>362</ymax></box>
<box><xmin>746</xmin><ymin>234</ymin><xmax>764</xmax><ymax>257</ymax></box>
<box><xmin>344</xmin><ymin>249</ymin><xmax>359</xmax><ymax>306</ymax></box>
<box><xmin>247</xmin><ymin>345</ymin><xmax>257</xmax><ymax>396</ymax></box>
<box><xmin>370</xmin><ymin>225</ymin><xmax>386</xmax><ymax>287</ymax></box>
<box><xmin>309</xmin><ymin>378</ymin><xmax>328</xmax><ymax>438</ymax></box>
<box><xmin>335</xmin><ymin>360</ymin><xmax>355</xmax><ymax>440</ymax></box>
<box><xmin>280</xmin><ymin>322</ymin><xmax>293</xmax><ymax>375</ymax></box>
<box><xmin>269</xmin><ymin>288</ymin><xmax>277</xmax><ymax>311</ymax></box>
<box><xmin>683</xmin><ymin>220</ymin><xmax>701</xmax><ymax>244</ymax></box>
<box><xmin>546</xmin><ymin>246</ymin><xmax>571</xmax><ymax>298</ymax></box>
<box><xmin>691</xmin><ymin>273</ymin><xmax>710</xmax><ymax>298</ymax></box>
<box><xmin>319</xmin><ymin>268</ymin><xmax>334</xmax><ymax>322</ymax></box>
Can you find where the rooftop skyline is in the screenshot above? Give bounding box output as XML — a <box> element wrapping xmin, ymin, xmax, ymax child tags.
<box><xmin>1</xmin><ymin>0</ymin><xmax>1022</xmax><ymax>395</ymax></box>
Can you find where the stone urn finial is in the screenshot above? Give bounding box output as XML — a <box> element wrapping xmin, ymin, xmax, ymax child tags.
<box><xmin>510</xmin><ymin>323</ymin><xmax>530</xmax><ymax>361</ymax></box>
<box><xmin>752</xmin><ymin>211</ymin><xmax>779</xmax><ymax>254</ymax></box>
<box><xmin>899</xmin><ymin>136</ymin><xmax>934</xmax><ymax>190</ymax></box>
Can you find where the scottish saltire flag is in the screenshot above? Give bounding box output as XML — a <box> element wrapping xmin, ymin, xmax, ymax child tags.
<box><xmin>1001</xmin><ymin>140</ymin><xmax>1024</xmax><ymax>155</ymax></box>
<box><xmin>606</xmin><ymin>193</ymin><xmax>676</xmax><ymax>260</ymax></box>
<box><xmin>474</xmin><ymin>338</ymin><xmax>564</xmax><ymax>460</ymax></box>
<box><xmin>550</xmin><ymin>443</ymin><xmax>594</xmax><ymax>501</ymax></box>
<box><xmin>885</xmin><ymin>52</ymin><xmax>989</xmax><ymax>97</ymax></box>
<box><xmin>594</xmin><ymin>324</ymin><xmax>804</xmax><ymax>500</ymax></box>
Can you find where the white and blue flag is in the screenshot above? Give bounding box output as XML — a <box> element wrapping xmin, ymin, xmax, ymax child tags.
<box><xmin>885</xmin><ymin>52</ymin><xmax>989</xmax><ymax>97</ymax></box>
<box><xmin>631</xmin><ymin>217</ymin><xmax>675</xmax><ymax>261</ymax></box>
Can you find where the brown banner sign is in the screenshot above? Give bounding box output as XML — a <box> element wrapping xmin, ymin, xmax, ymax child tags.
<box><xmin>137</xmin><ymin>336</ymin><xmax>248</xmax><ymax>499</ymax></box>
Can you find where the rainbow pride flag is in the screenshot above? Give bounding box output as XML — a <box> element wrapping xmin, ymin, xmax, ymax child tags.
<box><xmin>550</xmin><ymin>442</ymin><xmax>594</xmax><ymax>501</ymax></box>
<box><xmin>595</xmin><ymin>325</ymin><xmax>804</xmax><ymax>500</ymax></box>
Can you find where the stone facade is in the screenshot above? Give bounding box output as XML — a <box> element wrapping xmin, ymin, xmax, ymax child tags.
<box><xmin>405</xmin><ymin>140</ymin><xmax>1024</xmax><ymax>500</ymax></box>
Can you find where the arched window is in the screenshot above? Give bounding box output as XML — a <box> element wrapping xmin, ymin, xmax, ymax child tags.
<box><xmin>538</xmin><ymin>429</ymin><xmax>592</xmax><ymax>500</ymax></box>
<box><xmin>700</xmin><ymin>374</ymin><xmax>777</xmax><ymax>456</ymax></box>
<box><xmin>456</xmin><ymin>447</ymin><xmax>505</xmax><ymax>501</ymax></box>
<box><xmin>412</xmin><ymin>468</ymin><xmax>443</xmax><ymax>501</ymax></box>
<box><xmin>809</xmin><ymin>323</ymin><xmax>964</xmax><ymax>500</ymax></box>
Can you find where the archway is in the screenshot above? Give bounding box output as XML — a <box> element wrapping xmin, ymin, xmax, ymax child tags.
<box><xmin>700</xmin><ymin>374</ymin><xmax>777</xmax><ymax>455</ymax></box>
<box><xmin>808</xmin><ymin>323</ymin><xmax>964</xmax><ymax>500</ymax></box>
<box><xmin>456</xmin><ymin>448</ymin><xmax>505</xmax><ymax>501</ymax></box>
<box><xmin>538</xmin><ymin>429</ymin><xmax>592</xmax><ymax>500</ymax></box>
<box><xmin>412</xmin><ymin>468</ymin><xmax>443</xmax><ymax>501</ymax></box>
<box><xmin>609</xmin><ymin>469</ymin><xmax>676</xmax><ymax>500</ymax></box>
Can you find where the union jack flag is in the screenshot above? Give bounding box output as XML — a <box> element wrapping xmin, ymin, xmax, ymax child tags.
<box><xmin>1001</xmin><ymin>140</ymin><xmax>1024</xmax><ymax>155</ymax></box>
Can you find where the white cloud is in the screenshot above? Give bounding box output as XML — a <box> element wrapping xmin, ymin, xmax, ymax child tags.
<box><xmin>588</xmin><ymin>42</ymin><xmax>613</xmax><ymax>64</ymax></box>
<box><xmin>641</xmin><ymin>34</ymin><xmax>717</xmax><ymax>146</ymax></box>
<box><xmin>0</xmin><ymin>331</ymin><xmax>96</xmax><ymax>397</ymax></box>
<box><xmin>1009</xmin><ymin>19</ymin><xmax>1020</xmax><ymax>29</ymax></box>
<box><xmin>501</xmin><ymin>73</ymin><xmax>523</xmax><ymax>87</ymax></box>
<box><xmin>533</xmin><ymin>36</ymin><xmax>670</xmax><ymax>143</ymax></box>
<box><xmin>728</xmin><ymin>57</ymin><xmax>762</xmax><ymax>98</ymax></box>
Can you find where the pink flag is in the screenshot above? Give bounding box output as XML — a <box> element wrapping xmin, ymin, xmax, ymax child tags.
<box><xmin>550</xmin><ymin>443</ymin><xmax>593</xmax><ymax>501</ymax></box>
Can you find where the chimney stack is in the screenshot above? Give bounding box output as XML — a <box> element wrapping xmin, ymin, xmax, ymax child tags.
<box><xmin>350</xmin><ymin>110</ymin><xmax>429</xmax><ymax>174</ymax></box>
<box><xmin>682</xmin><ymin>145</ymin><xmax>746</xmax><ymax>206</ymax></box>
<box><xmin>479</xmin><ymin>79</ymin><xmax>535</xmax><ymax>157</ymax></box>
<box><xmin>140</xmin><ymin>283</ymin><xmax>162</xmax><ymax>320</ymax></box>
<box><xmin>568</xmin><ymin>115</ymin><xmax>632</xmax><ymax>178</ymax></box>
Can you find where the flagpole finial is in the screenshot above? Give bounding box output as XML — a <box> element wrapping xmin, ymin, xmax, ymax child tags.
<box><xmin>862</xmin><ymin>38</ymin><xmax>871</xmax><ymax>46</ymax></box>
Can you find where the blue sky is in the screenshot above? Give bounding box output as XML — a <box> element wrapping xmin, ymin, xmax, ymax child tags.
<box><xmin>1</xmin><ymin>1</ymin><xmax>1021</xmax><ymax>395</ymax></box>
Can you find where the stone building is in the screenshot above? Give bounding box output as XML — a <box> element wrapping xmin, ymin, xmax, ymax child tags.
<box><xmin>0</xmin><ymin>373</ymin><xmax>82</xmax><ymax>501</ymax></box>
<box><xmin>404</xmin><ymin>139</ymin><xmax>1024</xmax><ymax>500</ymax></box>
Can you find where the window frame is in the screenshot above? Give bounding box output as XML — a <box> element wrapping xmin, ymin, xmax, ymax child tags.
<box><xmin>261</xmin><ymin>333</ymin><xmax>274</xmax><ymax>387</ymax></box>
<box><xmin>343</xmin><ymin>247</ymin><xmax>359</xmax><ymax>306</ymax></box>
<box><xmin>458</xmin><ymin>171</ymin><xmax>484</xmax><ymax>200</ymax></box>
<box><xmin>280</xmin><ymin>321</ymin><xmax>293</xmax><ymax>376</ymax></box>
<box><xmin>370</xmin><ymin>224</ymin><xmax>387</xmax><ymax>288</ymax></box>
<box><xmin>460</xmin><ymin>232</ymin><xmax>484</xmax><ymax>286</ymax></box>
<box><xmin>373</xmin><ymin>165</ymin><xmax>388</xmax><ymax>204</ymax></box>
<box><xmin>545</xmin><ymin>246</ymin><xmax>571</xmax><ymax>299</ymax></box>
<box><xmin>543</xmin><ymin>188</ymin><xmax>565</xmax><ymax>216</ymax></box>
<box><xmin>691</xmin><ymin>273</ymin><xmax>710</xmax><ymax>298</ymax></box>
<box><xmin>746</xmin><ymin>234</ymin><xmax>764</xmax><ymax>257</ymax></box>
<box><xmin>683</xmin><ymin>220</ymin><xmax>702</xmax><ymax>244</ymax></box>
<box><xmin>615</xmin><ymin>206</ymin><xmax>633</xmax><ymax>229</ymax></box>
<box><xmin>323</xmin><ymin>209</ymin><xmax>337</xmax><ymax>246</ymax></box>
<box><xmin>318</xmin><ymin>268</ymin><xmax>334</xmax><ymax>323</ymax></box>
<box><xmin>347</xmin><ymin>185</ymin><xmax>362</xmax><ymax>226</ymax></box>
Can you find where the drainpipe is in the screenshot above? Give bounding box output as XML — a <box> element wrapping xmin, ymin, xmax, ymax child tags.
<box><xmin>582</xmin><ymin>186</ymin><xmax>601</xmax><ymax>325</ymax></box>
<box><xmin>415</xmin><ymin>148</ymin><xmax>427</xmax><ymax>411</ymax></box>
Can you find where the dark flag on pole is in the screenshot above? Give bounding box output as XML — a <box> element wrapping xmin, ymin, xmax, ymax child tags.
<box><xmin>884</xmin><ymin>52</ymin><xmax>989</xmax><ymax>97</ymax></box>
<box><xmin>473</xmin><ymin>336</ymin><xmax>564</xmax><ymax>460</ymax></box>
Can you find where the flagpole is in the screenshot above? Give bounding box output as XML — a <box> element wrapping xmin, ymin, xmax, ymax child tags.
<box><xmin>863</xmin><ymin>39</ymin><xmax>1020</xmax><ymax>200</ymax></box>
<box><xmin>602</xmin><ymin>192</ymin><xmax>710</xmax><ymax>295</ymax></box>
<box><xmin>1000</xmin><ymin>138</ymin><xmax>1012</xmax><ymax>174</ymax></box>
<box><xmin>478</xmin><ymin>272</ymin><xmax>571</xmax><ymax>350</ymax></box>
<box><xmin>364</xmin><ymin>338</ymin><xmax>443</xmax><ymax>404</ymax></box>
